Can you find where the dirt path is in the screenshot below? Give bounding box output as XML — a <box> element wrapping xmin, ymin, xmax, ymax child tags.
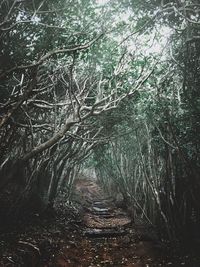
<box><xmin>53</xmin><ymin>179</ymin><xmax>165</xmax><ymax>267</ymax></box>
<box><xmin>1</xmin><ymin>178</ymin><xmax>200</xmax><ymax>266</ymax></box>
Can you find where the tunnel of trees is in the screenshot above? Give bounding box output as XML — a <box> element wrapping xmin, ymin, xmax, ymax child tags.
<box><xmin>0</xmin><ymin>0</ymin><xmax>199</xmax><ymax>244</ymax></box>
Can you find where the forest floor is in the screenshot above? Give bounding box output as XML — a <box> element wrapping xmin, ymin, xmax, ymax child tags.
<box><xmin>0</xmin><ymin>177</ymin><xmax>200</xmax><ymax>267</ymax></box>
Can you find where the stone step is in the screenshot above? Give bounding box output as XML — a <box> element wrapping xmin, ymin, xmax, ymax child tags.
<box><xmin>98</xmin><ymin>214</ymin><xmax>116</xmax><ymax>219</ymax></box>
<box><xmin>92</xmin><ymin>203</ymin><xmax>109</xmax><ymax>208</ymax></box>
<box><xmin>91</xmin><ymin>211</ymin><xmax>112</xmax><ymax>216</ymax></box>
<box><xmin>91</xmin><ymin>202</ymin><xmax>109</xmax><ymax>207</ymax></box>
<box><xmin>84</xmin><ymin>228</ymin><xmax>126</xmax><ymax>238</ymax></box>
<box><xmin>92</xmin><ymin>207</ymin><xmax>109</xmax><ymax>212</ymax></box>
<box><xmin>93</xmin><ymin>201</ymin><xmax>104</xmax><ymax>205</ymax></box>
<box><xmin>91</xmin><ymin>197</ymin><xmax>113</xmax><ymax>203</ymax></box>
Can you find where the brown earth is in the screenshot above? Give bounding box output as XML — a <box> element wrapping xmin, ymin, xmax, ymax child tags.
<box><xmin>1</xmin><ymin>178</ymin><xmax>200</xmax><ymax>267</ymax></box>
<box><xmin>48</xmin><ymin>179</ymin><xmax>200</xmax><ymax>267</ymax></box>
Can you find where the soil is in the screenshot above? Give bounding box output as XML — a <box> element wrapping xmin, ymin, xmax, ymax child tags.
<box><xmin>0</xmin><ymin>178</ymin><xmax>200</xmax><ymax>267</ymax></box>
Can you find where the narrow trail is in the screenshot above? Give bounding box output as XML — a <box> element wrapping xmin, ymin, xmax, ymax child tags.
<box><xmin>1</xmin><ymin>178</ymin><xmax>199</xmax><ymax>266</ymax></box>
<box><xmin>55</xmin><ymin>178</ymin><xmax>164</xmax><ymax>267</ymax></box>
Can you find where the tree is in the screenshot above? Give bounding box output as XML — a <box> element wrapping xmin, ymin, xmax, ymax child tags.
<box><xmin>0</xmin><ymin>0</ymin><xmax>155</xmax><ymax>219</ymax></box>
<box><xmin>94</xmin><ymin>0</ymin><xmax>200</xmax><ymax>241</ymax></box>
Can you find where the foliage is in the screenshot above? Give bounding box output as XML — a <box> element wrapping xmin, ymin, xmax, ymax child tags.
<box><xmin>0</xmin><ymin>0</ymin><xmax>200</xmax><ymax>243</ymax></box>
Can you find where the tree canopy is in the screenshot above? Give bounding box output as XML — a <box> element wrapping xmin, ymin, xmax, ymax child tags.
<box><xmin>0</xmin><ymin>0</ymin><xmax>199</xmax><ymax>241</ymax></box>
